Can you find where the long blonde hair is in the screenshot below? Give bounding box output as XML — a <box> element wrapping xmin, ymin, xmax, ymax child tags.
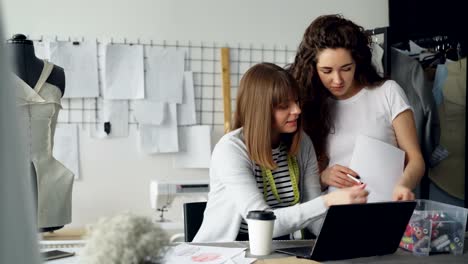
<box><xmin>233</xmin><ymin>62</ymin><xmax>302</xmax><ymax>170</ymax></box>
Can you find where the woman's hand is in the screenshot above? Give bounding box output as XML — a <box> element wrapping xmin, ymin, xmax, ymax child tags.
<box><xmin>392</xmin><ymin>185</ymin><xmax>415</xmax><ymax>201</ymax></box>
<box><xmin>322</xmin><ymin>184</ymin><xmax>369</xmax><ymax>207</ymax></box>
<box><xmin>321</xmin><ymin>164</ymin><xmax>361</xmax><ymax>188</ymax></box>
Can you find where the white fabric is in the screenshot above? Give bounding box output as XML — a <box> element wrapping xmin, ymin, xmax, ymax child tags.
<box><xmin>327</xmin><ymin>80</ymin><xmax>412</xmax><ymax>177</ymax></box>
<box><xmin>14</xmin><ymin>60</ymin><xmax>74</xmax><ymax>228</ymax></box>
<box><xmin>371</xmin><ymin>42</ymin><xmax>384</xmax><ymax>77</ymax></box>
<box><xmin>193</xmin><ymin>128</ymin><xmax>327</xmax><ymax>242</ymax></box>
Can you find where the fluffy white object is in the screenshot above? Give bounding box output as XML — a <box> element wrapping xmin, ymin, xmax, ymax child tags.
<box><xmin>79</xmin><ymin>213</ymin><xmax>168</xmax><ymax>264</ymax></box>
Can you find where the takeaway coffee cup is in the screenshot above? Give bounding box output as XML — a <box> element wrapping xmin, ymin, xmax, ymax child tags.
<box><xmin>246</xmin><ymin>210</ymin><xmax>276</xmax><ymax>256</ymax></box>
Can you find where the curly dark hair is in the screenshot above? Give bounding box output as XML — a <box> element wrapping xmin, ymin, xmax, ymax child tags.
<box><xmin>287</xmin><ymin>14</ymin><xmax>386</xmax><ymax>170</ymax></box>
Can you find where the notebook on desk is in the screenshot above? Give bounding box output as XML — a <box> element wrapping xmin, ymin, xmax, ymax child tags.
<box><xmin>276</xmin><ymin>201</ymin><xmax>416</xmax><ymax>261</ymax></box>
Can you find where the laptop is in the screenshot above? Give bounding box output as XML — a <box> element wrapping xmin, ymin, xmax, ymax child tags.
<box><xmin>276</xmin><ymin>201</ymin><xmax>416</xmax><ymax>261</ymax></box>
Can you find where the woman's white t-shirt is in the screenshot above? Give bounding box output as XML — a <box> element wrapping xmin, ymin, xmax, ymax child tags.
<box><xmin>326</xmin><ymin>80</ymin><xmax>412</xmax><ymax>170</ymax></box>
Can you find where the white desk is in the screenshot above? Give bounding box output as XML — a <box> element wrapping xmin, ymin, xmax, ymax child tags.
<box><xmin>194</xmin><ymin>239</ymin><xmax>468</xmax><ymax>263</ymax></box>
<box><xmin>41</xmin><ymin>238</ymin><xmax>468</xmax><ymax>263</ymax></box>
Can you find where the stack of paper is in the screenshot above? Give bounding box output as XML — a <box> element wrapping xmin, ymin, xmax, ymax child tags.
<box><xmin>164</xmin><ymin>244</ymin><xmax>256</xmax><ymax>264</ymax></box>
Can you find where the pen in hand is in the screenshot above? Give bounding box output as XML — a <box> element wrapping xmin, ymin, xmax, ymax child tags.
<box><xmin>346</xmin><ymin>174</ymin><xmax>363</xmax><ymax>184</ymax></box>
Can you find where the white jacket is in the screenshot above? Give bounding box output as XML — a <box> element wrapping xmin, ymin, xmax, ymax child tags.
<box><xmin>193</xmin><ymin>128</ymin><xmax>327</xmax><ymax>242</ymax></box>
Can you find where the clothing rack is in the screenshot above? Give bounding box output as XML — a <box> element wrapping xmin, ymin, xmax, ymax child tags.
<box><xmin>389</xmin><ymin>31</ymin><xmax>468</xmax><ymax>208</ymax></box>
<box><xmin>417</xmin><ymin>35</ymin><xmax>467</xmax><ymax>207</ymax></box>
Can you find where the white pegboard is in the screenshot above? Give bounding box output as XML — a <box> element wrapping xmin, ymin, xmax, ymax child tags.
<box><xmin>38</xmin><ymin>28</ymin><xmax>387</xmax><ymax>132</ymax></box>
<box><xmin>41</xmin><ymin>38</ymin><xmax>298</xmax><ymax>132</ymax></box>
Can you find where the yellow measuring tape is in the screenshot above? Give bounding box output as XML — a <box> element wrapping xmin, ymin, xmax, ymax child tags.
<box><xmin>261</xmin><ymin>155</ymin><xmax>300</xmax><ymax>205</ymax></box>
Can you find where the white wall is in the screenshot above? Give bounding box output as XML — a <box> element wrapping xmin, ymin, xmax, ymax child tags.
<box><xmin>2</xmin><ymin>0</ymin><xmax>388</xmax><ymax>46</ymax></box>
<box><xmin>1</xmin><ymin>0</ymin><xmax>389</xmax><ymax>228</ymax></box>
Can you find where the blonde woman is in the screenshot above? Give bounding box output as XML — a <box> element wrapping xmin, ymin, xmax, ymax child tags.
<box><xmin>194</xmin><ymin>63</ymin><xmax>368</xmax><ymax>242</ymax></box>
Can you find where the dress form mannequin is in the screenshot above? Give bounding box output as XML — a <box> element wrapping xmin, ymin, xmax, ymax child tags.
<box><xmin>6</xmin><ymin>34</ymin><xmax>65</xmax><ymax>96</ymax></box>
<box><xmin>7</xmin><ymin>34</ymin><xmax>73</xmax><ymax>233</ymax></box>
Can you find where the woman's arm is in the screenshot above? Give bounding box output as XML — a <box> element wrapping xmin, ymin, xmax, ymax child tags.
<box><xmin>392</xmin><ymin>110</ymin><xmax>425</xmax><ymax>200</ymax></box>
<box><xmin>213</xmin><ymin>137</ymin><xmax>328</xmax><ymax>238</ymax></box>
<box><xmin>301</xmin><ymin>135</ymin><xmax>328</xmax><ymax>234</ymax></box>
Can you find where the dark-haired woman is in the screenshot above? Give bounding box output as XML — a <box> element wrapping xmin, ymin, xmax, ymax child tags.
<box><xmin>288</xmin><ymin>14</ymin><xmax>425</xmax><ymax>201</ymax></box>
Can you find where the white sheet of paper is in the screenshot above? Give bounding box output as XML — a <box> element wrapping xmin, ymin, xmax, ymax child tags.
<box><xmin>50</xmin><ymin>41</ymin><xmax>99</xmax><ymax>98</ymax></box>
<box><xmin>177</xmin><ymin>72</ymin><xmax>197</xmax><ymax>125</ymax></box>
<box><xmin>349</xmin><ymin>135</ymin><xmax>405</xmax><ymax>202</ymax></box>
<box><xmin>133</xmin><ymin>101</ymin><xmax>166</xmax><ymax>125</ymax></box>
<box><xmin>34</xmin><ymin>40</ymin><xmax>52</xmax><ymax>60</ymax></box>
<box><xmin>173</xmin><ymin>126</ymin><xmax>211</xmax><ymax>168</ymax></box>
<box><xmin>164</xmin><ymin>243</ymin><xmax>246</xmax><ymax>264</ymax></box>
<box><xmin>90</xmin><ymin>99</ymin><xmax>129</xmax><ymax>138</ymax></box>
<box><xmin>139</xmin><ymin>104</ymin><xmax>178</xmax><ymax>153</ymax></box>
<box><xmin>41</xmin><ymin>248</ymin><xmax>81</xmax><ymax>263</ymax></box>
<box><xmin>53</xmin><ymin>124</ymin><xmax>80</xmax><ymax>180</ymax></box>
<box><xmin>103</xmin><ymin>44</ymin><xmax>144</xmax><ymax>99</ymax></box>
<box><xmin>145</xmin><ymin>46</ymin><xmax>185</xmax><ymax>103</ymax></box>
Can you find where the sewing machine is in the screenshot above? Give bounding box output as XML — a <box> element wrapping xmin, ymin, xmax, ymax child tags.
<box><xmin>149</xmin><ymin>180</ymin><xmax>209</xmax><ymax>241</ymax></box>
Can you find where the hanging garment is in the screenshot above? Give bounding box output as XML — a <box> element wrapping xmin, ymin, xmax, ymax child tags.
<box><xmin>432</xmin><ymin>64</ymin><xmax>448</xmax><ymax>106</ymax></box>
<box><xmin>390</xmin><ymin>47</ymin><xmax>441</xmax><ymax>163</ymax></box>
<box><xmin>14</xmin><ymin>60</ymin><xmax>74</xmax><ymax>229</ymax></box>
<box><xmin>429</xmin><ymin>58</ymin><xmax>466</xmax><ymax>200</ymax></box>
<box><xmin>371</xmin><ymin>42</ymin><xmax>385</xmax><ymax>77</ymax></box>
